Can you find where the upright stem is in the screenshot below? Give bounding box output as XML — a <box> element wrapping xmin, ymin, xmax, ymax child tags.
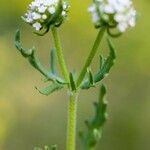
<box><xmin>76</xmin><ymin>27</ymin><xmax>106</xmax><ymax>87</ymax></box>
<box><xmin>51</xmin><ymin>27</ymin><xmax>105</xmax><ymax>150</ymax></box>
<box><xmin>51</xmin><ymin>26</ymin><xmax>78</xmax><ymax>150</ymax></box>
<box><xmin>51</xmin><ymin>27</ymin><xmax>69</xmax><ymax>82</ymax></box>
<box><xmin>67</xmin><ymin>92</ymin><xmax>78</xmax><ymax>150</ymax></box>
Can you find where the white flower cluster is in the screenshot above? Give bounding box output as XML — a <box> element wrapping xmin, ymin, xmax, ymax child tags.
<box><xmin>88</xmin><ymin>0</ymin><xmax>137</xmax><ymax>32</ymax></box>
<box><xmin>22</xmin><ymin>0</ymin><xmax>69</xmax><ymax>31</ymax></box>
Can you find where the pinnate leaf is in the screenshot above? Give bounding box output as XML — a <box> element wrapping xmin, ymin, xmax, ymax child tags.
<box><xmin>81</xmin><ymin>38</ymin><xmax>116</xmax><ymax>89</ymax></box>
<box><xmin>80</xmin><ymin>85</ymin><xmax>108</xmax><ymax>149</ymax></box>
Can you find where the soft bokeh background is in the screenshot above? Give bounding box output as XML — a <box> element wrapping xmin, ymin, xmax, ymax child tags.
<box><xmin>0</xmin><ymin>0</ymin><xmax>150</xmax><ymax>150</ymax></box>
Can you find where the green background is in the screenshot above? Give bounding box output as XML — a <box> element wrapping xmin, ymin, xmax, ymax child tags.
<box><xmin>0</xmin><ymin>0</ymin><xmax>150</xmax><ymax>149</ymax></box>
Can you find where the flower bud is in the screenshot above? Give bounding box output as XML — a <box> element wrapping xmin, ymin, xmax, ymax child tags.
<box><xmin>22</xmin><ymin>0</ymin><xmax>69</xmax><ymax>33</ymax></box>
<box><xmin>88</xmin><ymin>0</ymin><xmax>137</xmax><ymax>33</ymax></box>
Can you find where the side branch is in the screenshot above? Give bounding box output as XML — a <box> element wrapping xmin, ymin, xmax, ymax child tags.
<box><xmin>76</xmin><ymin>27</ymin><xmax>106</xmax><ymax>87</ymax></box>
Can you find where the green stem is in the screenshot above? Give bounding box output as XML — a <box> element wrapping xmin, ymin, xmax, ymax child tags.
<box><xmin>51</xmin><ymin>27</ymin><xmax>69</xmax><ymax>83</ymax></box>
<box><xmin>76</xmin><ymin>27</ymin><xmax>106</xmax><ymax>87</ymax></box>
<box><xmin>67</xmin><ymin>92</ymin><xmax>78</xmax><ymax>150</ymax></box>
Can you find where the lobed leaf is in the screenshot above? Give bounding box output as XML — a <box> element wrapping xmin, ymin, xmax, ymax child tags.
<box><xmin>15</xmin><ymin>30</ymin><xmax>65</xmax><ymax>84</ymax></box>
<box><xmin>81</xmin><ymin>38</ymin><xmax>116</xmax><ymax>89</ymax></box>
<box><xmin>80</xmin><ymin>85</ymin><xmax>108</xmax><ymax>149</ymax></box>
<box><xmin>15</xmin><ymin>29</ymin><xmax>34</xmax><ymax>57</ymax></box>
<box><xmin>94</xmin><ymin>38</ymin><xmax>116</xmax><ymax>83</ymax></box>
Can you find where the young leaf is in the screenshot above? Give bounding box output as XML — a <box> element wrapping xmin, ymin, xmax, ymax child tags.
<box><xmin>69</xmin><ymin>73</ymin><xmax>76</xmax><ymax>91</ymax></box>
<box><xmin>87</xmin><ymin>68</ymin><xmax>94</xmax><ymax>86</ymax></box>
<box><xmin>36</xmin><ymin>82</ymin><xmax>64</xmax><ymax>96</ymax></box>
<box><xmin>81</xmin><ymin>38</ymin><xmax>116</xmax><ymax>89</ymax></box>
<box><xmin>80</xmin><ymin>85</ymin><xmax>108</xmax><ymax>150</ymax></box>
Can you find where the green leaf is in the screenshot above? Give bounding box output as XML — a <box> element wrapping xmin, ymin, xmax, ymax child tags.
<box><xmin>15</xmin><ymin>30</ymin><xmax>51</xmax><ymax>79</ymax></box>
<box><xmin>81</xmin><ymin>38</ymin><xmax>116</xmax><ymax>89</ymax></box>
<box><xmin>69</xmin><ymin>73</ymin><xmax>76</xmax><ymax>91</ymax></box>
<box><xmin>36</xmin><ymin>82</ymin><xmax>64</xmax><ymax>96</ymax></box>
<box><xmin>80</xmin><ymin>85</ymin><xmax>108</xmax><ymax>149</ymax></box>
<box><xmin>87</xmin><ymin>68</ymin><xmax>94</xmax><ymax>86</ymax></box>
<box><xmin>15</xmin><ymin>30</ymin><xmax>65</xmax><ymax>84</ymax></box>
<box><xmin>94</xmin><ymin>38</ymin><xmax>116</xmax><ymax>83</ymax></box>
<box><xmin>15</xmin><ymin>29</ymin><xmax>34</xmax><ymax>57</ymax></box>
<box><xmin>50</xmin><ymin>48</ymin><xmax>57</xmax><ymax>75</ymax></box>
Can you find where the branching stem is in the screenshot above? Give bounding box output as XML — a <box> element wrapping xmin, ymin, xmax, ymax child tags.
<box><xmin>76</xmin><ymin>27</ymin><xmax>106</xmax><ymax>87</ymax></box>
<box><xmin>51</xmin><ymin>26</ymin><xmax>106</xmax><ymax>150</ymax></box>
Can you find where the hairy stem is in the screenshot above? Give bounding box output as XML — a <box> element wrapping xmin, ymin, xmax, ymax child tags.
<box><xmin>76</xmin><ymin>27</ymin><xmax>106</xmax><ymax>87</ymax></box>
<box><xmin>51</xmin><ymin>27</ymin><xmax>69</xmax><ymax>83</ymax></box>
<box><xmin>67</xmin><ymin>92</ymin><xmax>78</xmax><ymax>150</ymax></box>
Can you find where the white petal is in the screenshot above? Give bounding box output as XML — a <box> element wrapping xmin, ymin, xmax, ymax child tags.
<box><xmin>42</xmin><ymin>14</ymin><xmax>47</xmax><ymax>20</ymax></box>
<box><xmin>48</xmin><ymin>7</ymin><xmax>56</xmax><ymax>14</ymax></box>
<box><xmin>33</xmin><ymin>22</ymin><xmax>42</xmax><ymax>31</ymax></box>
<box><xmin>32</xmin><ymin>12</ymin><xmax>41</xmax><ymax>20</ymax></box>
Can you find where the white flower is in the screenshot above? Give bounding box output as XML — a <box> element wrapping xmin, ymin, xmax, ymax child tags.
<box><xmin>38</xmin><ymin>5</ymin><xmax>47</xmax><ymax>13</ymax></box>
<box><xmin>23</xmin><ymin>0</ymin><xmax>69</xmax><ymax>31</ymax></box>
<box><xmin>88</xmin><ymin>0</ymin><xmax>137</xmax><ymax>32</ymax></box>
<box><xmin>48</xmin><ymin>6</ymin><xmax>56</xmax><ymax>14</ymax></box>
<box><xmin>62</xmin><ymin>11</ymin><xmax>66</xmax><ymax>16</ymax></box>
<box><xmin>24</xmin><ymin>12</ymin><xmax>33</xmax><ymax>23</ymax></box>
<box><xmin>33</xmin><ymin>22</ymin><xmax>42</xmax><ymax>31</ymax></box>
<box><xmin>42</xmin><ymin>14</ymin><xmax>47</xmax><ymax>20</ymax></box>
<box><xmin>32</xmin><ymin>12</ymin><xmax>41</xmax><ymax>20</ymax></box>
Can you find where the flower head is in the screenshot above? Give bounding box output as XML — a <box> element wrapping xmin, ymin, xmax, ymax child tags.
<box><xmin>22</xmin><ymin>0</ymin><xmax>69</xmax><ymax>32</ymax></box>
<box><xmin>88</xmin><ymin>0</ymin><xmax>137</xmax><ymax>33</ymax></box>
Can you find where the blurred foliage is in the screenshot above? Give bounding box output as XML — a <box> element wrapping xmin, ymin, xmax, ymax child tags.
<box><xmin>80</xmin><ymin>85</ymin><xmax>108</xmax><ymax>150</ymax></box>
<box><xmin>0</xmin><ymin>0</ymin><xmax>150</xmax><ymax>150</ymax></box>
